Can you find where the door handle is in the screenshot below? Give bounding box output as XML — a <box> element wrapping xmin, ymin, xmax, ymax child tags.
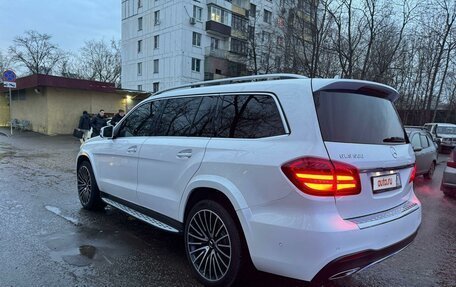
<box><xmin>177</xmin><ymin>149</ymin><xmax>192</xmax><ymax>159</ymax></box>
<box><xmin>127</xmin><ymin>145</ymin><xmax>138</xmax><ymax>153</ymax></box>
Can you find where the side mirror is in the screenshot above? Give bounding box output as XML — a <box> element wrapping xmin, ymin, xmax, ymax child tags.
<box><xmin>100</xmin><ymin>126</ymin><xmax>114</xmax><ymax>139</ymax></box>
<box><xmin>413</xmin><ymin>146</ymin><xmax>422</xmax><ymax>152</ymax></box>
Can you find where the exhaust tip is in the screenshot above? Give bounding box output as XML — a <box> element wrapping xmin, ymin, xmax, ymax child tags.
<box><xmin>329</xmin><ymin>267</ymin><xmax>361</xmax><ymax>280</ymax></box>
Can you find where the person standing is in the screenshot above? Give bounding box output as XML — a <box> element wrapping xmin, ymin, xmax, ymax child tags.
<box><xmin>78</xmin><ymin>111</ymin><xmax>91</xmax><ymax>143</ymax></box>
<box><xmin>91</xmin><ymin>109</ymin><xmax>107</xmax><ymax>137</ymax></box>
<box><xmin>110</xmin><ymin>109</ymin><xmax>125</xmax><ymax>126</ymax></box>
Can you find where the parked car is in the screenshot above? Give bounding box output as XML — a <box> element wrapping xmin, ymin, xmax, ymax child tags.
<box><xmin>423</xmin><ymin>123</ymin><xmax>456</xmax><ymax>153</ymax></box>
<box><xmin>441</xmin><ymin>151</ymin><xmax>456</xmax><ymax>198</ymax></box>
<box><xmin>76</xmin><ymin>74</ymin><xmax>421</xmax><ymax>286</ymax></box>
<box><xmin>405</xmin><ymin>127</ymin><xmax>438</xmax><ymax>179</ymax></box>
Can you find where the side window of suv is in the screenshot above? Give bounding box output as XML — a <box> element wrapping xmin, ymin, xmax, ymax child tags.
<box><xmin>155</xmin><ymin>96</ymin><xmax>215</xmax><ymax>137</ymax></box>
<box><xmin>117</xmin><ymin>101</ymin><xmax>160</xmax><ymax>137</ymax></box>
<box><xmin>216</xmin><ymin>94</ymin><xmax>285</xmax><ymax>138</ymax></box>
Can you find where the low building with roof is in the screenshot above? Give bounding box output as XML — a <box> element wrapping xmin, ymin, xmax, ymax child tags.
<box><xmin>1</xmin><ymin>74</ymin><xmax>149</xmax><ymax>135</ymax></box>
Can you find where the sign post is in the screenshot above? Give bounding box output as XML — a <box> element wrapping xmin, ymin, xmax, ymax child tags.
<box><xmin>2</xmin><ymin>70</ymin><xmax>17</xmax><ymax>135</ymax></box>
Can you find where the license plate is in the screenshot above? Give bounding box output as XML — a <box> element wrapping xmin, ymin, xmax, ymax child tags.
<box><xmin>372</xmin><ymin>174</ymin><xmax>401</xmax><ymax>193</ymax></box>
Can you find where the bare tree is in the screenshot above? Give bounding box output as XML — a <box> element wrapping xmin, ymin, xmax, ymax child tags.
<box><xmin>0</xmin><ymin>50</ymin><xmax>12</xmax><ymax>73</ymax></box>
<box><xmin>8</xmin><ymin>30</ymin><xmax>64</xmax><ymax>75</ymax></box>
<box><xmin>78</xmin><ymin>39</ymin><xmax>121</xmax><ymax>85</ymax></box>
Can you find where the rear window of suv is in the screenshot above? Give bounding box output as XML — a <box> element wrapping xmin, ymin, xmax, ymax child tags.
<box><xmin>314</xmin><ymin>91</ymin><xmax>406</xmax><ymax>145</ymax></box>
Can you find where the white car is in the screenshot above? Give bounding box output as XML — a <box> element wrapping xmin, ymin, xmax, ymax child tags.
<box><xmin>424</xmin><ymin>122</ymin><xmax>456</xmax><ymax>153</ymax></box>
<box><xmin>76</xmin><ymin>74</ymin><xmax>421</xmax><ymax>286</ymax></box>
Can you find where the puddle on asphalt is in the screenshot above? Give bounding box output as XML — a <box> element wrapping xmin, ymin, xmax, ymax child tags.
<box><xmin>0</xmin><ymin>142</ymin><xmax>51</xmax><ymax>160</ymax></box>
<box><xmin>60</xmin><ymin>245</ymin><xmax>98</xmax><ymax>267</ymax></box>
<box><xmin>43</xmin><ymin>226</ymin><xmax>147</xmax><ymax>268</ymax></box>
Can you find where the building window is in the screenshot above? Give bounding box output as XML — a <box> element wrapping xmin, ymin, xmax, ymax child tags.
<box><xmin>138</xmin><ymin>85</ymin><xmax>142</xmax><ymax>91</ymax></box>
<box><xmin>154</xmin><ymin>10</ymin><xmax>160</xmax><ymax>25</ymax></box>
<box><xmin>137</xmin><ymin>62</ymin><xmax>142</xmax><ymax>76</ymax></box>
<box><xmin>275</xmin><ymin>56</ymin><xmax>281</xmax><ymax>69</ymax></box>
<box><xmin>154</xmin><ymin>35</ymin><xmax>159</xmax><ymax>49</ymax></box>
<box><xmin>211</xmin><ymin>37</ymin><xmax>219</xmax><ymax>49</ymax></box>
<box><xmin>138</xmin><ymin>0</ymin><xmax>142</xmax><ymax>8</ymax></box>
<box><xmin>154</xmin><ymin>59</ymin><xmax>159</xmax><ymax>73</ymax></box>
<box><xmin>137</xmin><ymin>40</ymin><xmax>142</xmax><ymax>53</ymax></box>
<box><xmin>138</xmin><ymin>17</ymin><xmax>143</xmax><ymax>31</ymax></box>
<box><xmin>193</xmin><ymin>5</ymin><xmax>202</xmax><ymax>21</ymax></box>
<box><xmin>191</xmin><ymin>58</ymin><xmax>201</xmax><ymax>72</ymax></box>
<box><xmin>232</xmin><ymin>14</ymin><xmax>248</xmax><ymax>33</ymax></box>
<box><xmin>248</xmin><ymin>25</ymin><xmax>255</xmax><ymax>40</ymax></box>
<box><xmin>250</xmin><ymin>4</ymin><xmax>256</xmax><ymax>18</ymax></box>
<box><xmin>153</xmin><ymin>82</ymin><xmax>160</xmax><ymax>93</ymax></box>
<box><xmin>208</xmin><ymin>6</ymin><xmax>230</xmax><ymax>25</ymax></box>
<box><xmin>192</xmin><ymin>32</ymin><xmax>202</xmax><ymax>47</ymax></box>
<box><xmin>263</xmin><ymin>10</ymin><xmax>272</xmax><ymax>24</ymax></box>
<box><xmin>230</xmin><ymin>38</ymin><xmax>247</xmax><ymax>55</ymax></box>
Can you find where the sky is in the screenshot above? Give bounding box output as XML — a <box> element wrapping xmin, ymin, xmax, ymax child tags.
<box><xmin>0</xmin><ymin>0</ymin><xmax>121</xmax><ymax>54</ymax></box>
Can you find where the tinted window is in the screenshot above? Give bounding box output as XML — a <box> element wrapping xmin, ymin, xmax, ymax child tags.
<box><xmin>188</xmin><ymin>97</ymin><xmax>216</xmax><ymax>137</ymax></box>
<box><xmin>411</xmin><ymin>135</ymin><xmax>421</xmax><ymax>149</ymax></box>
<box><xmin>314</xmin><ymin>92</ymin><xmax>406</xmax><ymax>145</ymax></box>
<box><xmin>155</xmin><ymin>97</ymin><xmax>205</xmax><ymax>136</ymax></box>
<box><xmin>420</xmin><ymin>134</ymin><xmax>430</xmax><ymax>148</ymax></box>
<box><xmin>118</xmin><ymin>102</ymin><xmax>160</xmax><ymax>137</ymax></box>
<box><xmin>216</xmin><ymin>95</ymin><xmax>285</xmax><ymax>138</ymax></box>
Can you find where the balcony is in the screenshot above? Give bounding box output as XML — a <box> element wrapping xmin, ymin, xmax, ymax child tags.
<box><xmin>205</xmin><ymin>47</ymin><xmax>228</xmax><ymax>58</ymax></box>
<box><xmin>206</xmin><ymin>20</ymin><xmax>231</xmax><ymax>37</ymax></box>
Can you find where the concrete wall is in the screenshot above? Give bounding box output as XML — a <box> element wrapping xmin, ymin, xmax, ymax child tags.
<box><xmin>0</xmin><ymin>94</ymin><xmax>10</xmax><ymax>126</ymax></box>
<box><xmin>46</xmin><ymin>88</ymin><xmax>125</xmax><ymax>135</ymax></box>
<box><xmin>10</xmin><ymin>88</ymin><xmax>48</xmax><ymax>134</ymax></box>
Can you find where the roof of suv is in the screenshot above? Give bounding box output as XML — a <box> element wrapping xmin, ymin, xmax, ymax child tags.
<box><xmin>149</xmin><ymin>74</ymin><xmax>400</xmax><ymax>102</ymax></box>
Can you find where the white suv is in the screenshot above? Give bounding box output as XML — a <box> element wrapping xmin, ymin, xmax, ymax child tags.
<box><xmin>77</xmin><ymin>74</ymin><xmax>421</xmax><ymax>286</ymax></box>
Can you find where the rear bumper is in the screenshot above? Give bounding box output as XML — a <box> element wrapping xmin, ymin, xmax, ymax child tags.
<box><xmin>311</xmin><ymin>229</ymin><xmax>418</xmax><ymax>283</ymax></box>
<box><xmin>237</xmin><ymin>191</ymin><xmax>421</xmax><ymax>282</ymax></box>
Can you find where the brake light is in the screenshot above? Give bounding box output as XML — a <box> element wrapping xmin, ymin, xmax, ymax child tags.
<box><xmin>447</xmin><ymin>152</ymin><xmax>456</xmax><ymax>168</ymax></box>
<box><xmin>409</xmin><ymin>164</ymin><xmax>417</xmax><ymax>183</ymax></box>
<box><xmin>281</xmin><ymin>157</ymin><xmax>361</xmax><ymax>196</ymax></box>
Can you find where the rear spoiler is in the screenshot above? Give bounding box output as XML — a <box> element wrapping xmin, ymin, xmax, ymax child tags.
<box><xmin>311</xmin><ymin>79</ymin><xmax>400</xmax><ymax>102</ymax></box>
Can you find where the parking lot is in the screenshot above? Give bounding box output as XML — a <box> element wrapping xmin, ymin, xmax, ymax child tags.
<box><xmin>0</xmin><ymin>130</ymin><xmax>455</xmax><ymax>287</ymax></box>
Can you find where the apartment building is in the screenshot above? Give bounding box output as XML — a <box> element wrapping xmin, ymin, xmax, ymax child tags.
<box><xmin>248</xmin><ymin>0</ymin><xmax>317</xmax><ymax>74</ymax></box>
<box><xmin>121</xmin><ymin>0</ymin><xmax>316</xmax><ymax>92</ymax></box>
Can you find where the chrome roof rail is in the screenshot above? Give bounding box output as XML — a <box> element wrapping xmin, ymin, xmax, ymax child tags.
<box><xmin>152</xmin><ymin>73</ymin><xmax>307</xmax><ymax>96</ymax></box>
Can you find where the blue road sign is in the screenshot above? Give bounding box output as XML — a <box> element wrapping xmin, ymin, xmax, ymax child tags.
<box><xmin>2</xmin><ymin>70</ymin><xmax>16</xmax><ymax>82</ymax></box>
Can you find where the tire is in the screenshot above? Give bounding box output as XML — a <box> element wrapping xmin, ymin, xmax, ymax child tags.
<box><xmin>185</xmin><ymin>200</ymin><xmax>243</xmax><ymax>287</ymax></box>
<box><xmin>77</xmin><ymin>161</ymin><xmax>106</xmax><ymax>210</ymax></box>
<box><xmin>424</xmin><ymin>161</ymin><xmax>436</xmax><ymax>180</ymax></box>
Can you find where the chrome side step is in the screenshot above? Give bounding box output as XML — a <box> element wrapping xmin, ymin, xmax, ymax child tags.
<box><xmin>102</xmin><ymin>197</ymin><xmax>179</xmax><ymax>233</ymax></box>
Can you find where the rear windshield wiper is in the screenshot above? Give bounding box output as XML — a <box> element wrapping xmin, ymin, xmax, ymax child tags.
<box><xmin>383</xmin><ymin>137</ymin><xmax>406</xmax><ymax>143</ymax></box>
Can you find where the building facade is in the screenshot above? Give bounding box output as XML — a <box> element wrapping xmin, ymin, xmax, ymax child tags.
<box><xmin>121</xmin><ymin>0</ymin><xmax>316</xmax><ymax>92</ymax></box>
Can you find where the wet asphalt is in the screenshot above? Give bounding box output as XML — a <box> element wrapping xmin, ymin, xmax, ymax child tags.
<box><xmin>0</xmin><ymin>129</ymin><xmax>454</xmax><ymax>287</ymax></box>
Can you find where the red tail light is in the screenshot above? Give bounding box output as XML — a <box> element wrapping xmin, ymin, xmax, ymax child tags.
<box><xmin>409</xmin><ymin>164</ymin><xmax>417</xmax><ymax>183</ymax></box>
<box><xmin>281</xmin><ymin>157</ymin><xmax>361</xmax><ymax>196</ymax></box>
<box><xmin>447</xmin><ymin>152</ymin><xmax>456</xmax><ymax>168</ymax></box>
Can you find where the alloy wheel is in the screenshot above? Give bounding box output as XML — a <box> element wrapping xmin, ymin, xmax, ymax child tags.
<box><xmin>77</xmin><ymin>165</ymin><xmax>92</xmax><ymax>205</ymax></box>
<box><xmin>187</xmin><ymin>209</ymin><xmax>232</xmax><ymax>282</ymax></box>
